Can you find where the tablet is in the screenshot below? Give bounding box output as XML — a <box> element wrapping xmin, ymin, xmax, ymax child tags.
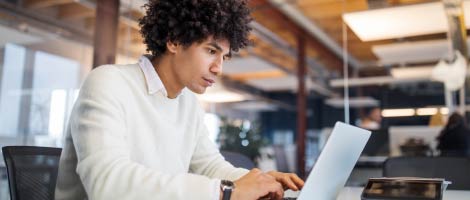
<box><xmin>361</xmin><ymin>178</ymin><xmax>446</xmax><ymax>200</ymax></box>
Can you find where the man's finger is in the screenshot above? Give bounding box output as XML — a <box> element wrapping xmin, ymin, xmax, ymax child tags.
<box><xmin>265</xmin><ymin>181</ymin><xmax>284</xmax><ymax>200</ymax></box>
<box><xmin>290</xmin><ymin>174</ymin><xmax>305</xmax><ymax>189</ymax></box>
<box><xmin>274</xmin><ymin>182</ymin><xmax>284</xmax><ymax>200</ymax></box>
<box><xmin>281</xmin><ymin>176</ymin><xmax>299</xmax><ymax>191</ymax></box>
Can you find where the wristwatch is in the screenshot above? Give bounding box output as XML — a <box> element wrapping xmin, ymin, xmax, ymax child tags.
<box><xmin>220</xmin><ymin>180</ymin><xmax>235</xmax><ymax>200</ymax></box>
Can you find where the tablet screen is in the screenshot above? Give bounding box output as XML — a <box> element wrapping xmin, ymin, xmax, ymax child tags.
<box><xmin>362</xmin><ymin>180</ymin><xmax>441</xmax><ymax>200</ymax></box>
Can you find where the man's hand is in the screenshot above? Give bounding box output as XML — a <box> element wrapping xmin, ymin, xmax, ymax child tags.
<box><xmin>229</xmin><ymin>168</ymin><xmax>284</xmax><ymax>200</ymax></box>
<box><xmin>266</xmin><ymin>171</ymin><xmax>304</xmax><ymax>191</ymax></box>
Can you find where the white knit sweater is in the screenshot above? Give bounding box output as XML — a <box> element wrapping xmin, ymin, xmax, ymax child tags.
<box><xmin>55</xmin><ymin>62</ymin><xmax>248</xmax><ymax>200</ymax></box>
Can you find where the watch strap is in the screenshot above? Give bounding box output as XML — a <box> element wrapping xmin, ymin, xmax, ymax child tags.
<box><xmin>222</xmin><ymin>188</ymin><xmax>232</xmax><ymax>200</ymax></box>
<box><xmin>221</xmin><ymin>180</ymin><xmax>234</xmax><ymax>200</ymax></box>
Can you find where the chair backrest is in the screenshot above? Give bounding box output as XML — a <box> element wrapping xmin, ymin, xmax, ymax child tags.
<box><xmin>2</xmin><ymin>146</ymin><xmax>62</xmax><ymax>200</ymax></box>
<box><xmin>383</xmin><ymin>156</ymin><xmax>470</xmax><ymax>190</ymax></box>
<box><xmin>220</xmin><ymin>151</ymin><xmax>255</xmax><ymax>169</ymax></box>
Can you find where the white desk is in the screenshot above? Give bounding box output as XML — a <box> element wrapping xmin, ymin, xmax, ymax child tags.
<box><xmin>286</xmin><ymin>187</ymin><xmax>470</xmax><ymax>200</ymax></box>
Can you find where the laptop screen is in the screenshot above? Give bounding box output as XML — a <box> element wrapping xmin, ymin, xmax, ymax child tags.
<box><xmin>297</xmin><ymin>122</ymin><xmax>371</xmax><ymax>200</ymax></box>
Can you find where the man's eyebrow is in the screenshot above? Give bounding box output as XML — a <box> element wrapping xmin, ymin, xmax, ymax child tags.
<box><xmin>208</xmin><ymin>42</ymin><xmax>223</xmax><ymax>52</ymax></box>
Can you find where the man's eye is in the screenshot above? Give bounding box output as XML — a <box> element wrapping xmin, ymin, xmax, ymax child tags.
<box><xmin>223</xmin><ymin>55</ymin><xmax>231</xmax><ymax>61</ymax></box>
<box><xmin>208</xmin><ymin>49</ymin><xmax>216</xmax><ymax>54</ymax></box>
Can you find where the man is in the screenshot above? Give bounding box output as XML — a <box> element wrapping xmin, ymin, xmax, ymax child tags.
<box><xmin>359</xmin><ymin>107</ymin><xmax>382</xmax><ymax>130</ymax></box>
<box><xmin>55</xmin><ymin>0</ymin><xmax>304</xmax><ymax>199</ymax></box>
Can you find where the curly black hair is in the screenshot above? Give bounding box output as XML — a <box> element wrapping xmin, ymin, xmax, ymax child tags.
<box><xmin>139</xmin><ymin>0</ymin><xmax>252</xmax><ymax>58</ymax></box>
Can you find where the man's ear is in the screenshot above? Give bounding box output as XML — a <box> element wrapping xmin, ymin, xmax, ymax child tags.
<box><xmin>166</xmin><ymin>41</ymin><xmax>179</xmax><ymax>54</ymax></box>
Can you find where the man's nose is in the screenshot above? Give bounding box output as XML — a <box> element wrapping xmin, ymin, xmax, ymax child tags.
<box><xmin>211</xmin><ymin>57</ymin><xmax>223</xmax><ymax>75</ymax></box>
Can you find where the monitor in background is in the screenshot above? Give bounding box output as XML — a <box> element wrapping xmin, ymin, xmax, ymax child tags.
<box><xmin>361</xmin><ymin>129</ymin><xmax>390</xmax><ymax>157</ymax></box>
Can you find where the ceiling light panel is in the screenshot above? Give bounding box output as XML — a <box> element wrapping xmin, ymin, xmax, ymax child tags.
<box><xmin>343</xmin><ymin>1</ymin><xmax>470</xmax><ymax>41</ymax></box>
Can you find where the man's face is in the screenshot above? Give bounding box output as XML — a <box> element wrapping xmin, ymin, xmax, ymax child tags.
<box><xmin>170</xmin><ymin>36</ymin><xmax>231</xmax><ymax>94</ymax></box>
<box><xmin>370</xmin><ymin>108</ymin><xmax>382</xmax><ymax>122</ymax></box>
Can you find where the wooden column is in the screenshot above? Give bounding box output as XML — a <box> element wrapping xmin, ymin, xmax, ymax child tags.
<box><xmin>296</xmin><ymin>35</ymin><xmax>307</xmax><ymax>178</ymax></box>
<box><xmin>92</xmin><ymin>0</ymin><xmax>120</xmax><ymax>68</ymax></box>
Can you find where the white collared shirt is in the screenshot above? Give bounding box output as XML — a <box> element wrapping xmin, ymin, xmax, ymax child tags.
<box><xmin>138</xmin><ymin>55</ymin><xmax>185</xmax><ymax>98</ymax></box>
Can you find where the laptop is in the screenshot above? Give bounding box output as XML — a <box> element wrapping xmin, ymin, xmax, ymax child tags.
<box><xmin>285</xmin><ymin>122</ymin><xmax>371</xmax><ymax>200</ymax></box>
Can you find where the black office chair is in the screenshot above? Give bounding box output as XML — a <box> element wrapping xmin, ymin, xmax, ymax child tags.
<box><xmin>220</xmin><ymin>151</ymin><xmax>256</xmax><ymax>169</ymax></box>
<box><xmin>2</xmin><ymin>146</ymin><xmax>62</xmax><ymax>200</ymax></box>
<box><xmin>383</xmin><ymin>156</ymin><xmax>470</xmax><ymax>190</ymax></box>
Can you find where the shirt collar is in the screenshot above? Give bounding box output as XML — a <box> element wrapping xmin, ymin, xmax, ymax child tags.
<box><xmin>138</xmin><ymin>55</ymin><xmax>185</xmax><ymax>97</ymax></box>
<box><xmin>138</xmin><ymin>55</ymin><xmax>168</xmax><ymax>96</ymax></box>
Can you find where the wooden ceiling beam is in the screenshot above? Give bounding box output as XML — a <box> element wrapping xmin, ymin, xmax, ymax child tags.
<box><xmin>58</xmin><ymin>3</ymin><xmax>95</xmax><ymax>20</ymax></box>
<box><xmin>236</xmin><ymin>49</ymin><xmax>251</xmax><ymax>58</ymax></box>
<box><xmin>121</xmin><ymin>10</ymin><xmax>144</xmax><ymax>20</ymax></box>
<box><xmin>249</xmin><ymin>0</ymin><xmax>344</xmax><ymax>72</ymax></box>
<box><xmin>387</xmin><ymin>0</ymin><xmax>440</xmax><ymax>5</ymax></box>
<box><xmin>250</xmin><ymin>36</ymin><xmax>298</xmax><ymax>73</ymax></box>
<box><xmin>23</xmin><ymin>0</ymin><xmax>73</xmax><ymax>9</ymax></box>
<box><xmin>298</xmin><ymin>1</ymin><xmax>368</xmax><ymax>19</ymax></box>
<box><xmin>295</xmin><ymin>0</ymin><xmax>375</xmax><ymax>67</ymax></box>
<box><xmin>117</xmin><ymin>27</ymin><xmax>143</xmax><ymax>46</ymax></box>
<box><xmin>227</xmin><ymin>70</ymin><xmax>287</xmax><ymax>82</ymax></box>
<box><xmin>84</xmin><ymin>17</ymin><xmax>95</xmax><ymax>31</ymax></box>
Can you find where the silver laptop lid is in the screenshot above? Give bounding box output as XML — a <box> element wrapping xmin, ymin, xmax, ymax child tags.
<box><xmin>297</xmin><ymin>122</ymin><xmax>371</xmax><ymax>200</ymax></box>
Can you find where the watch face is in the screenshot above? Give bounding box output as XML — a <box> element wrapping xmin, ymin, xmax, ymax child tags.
<box><xmin>221</xmin><ymin>180</ymin><xmax>234</xmax><ymax>188</ymax></box>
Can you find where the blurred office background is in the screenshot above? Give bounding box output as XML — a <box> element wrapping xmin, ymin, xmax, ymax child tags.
<box><xmin>1</xmin><ymin>0</ymin><xmax>470</xmax><ymax>199</ymax></box>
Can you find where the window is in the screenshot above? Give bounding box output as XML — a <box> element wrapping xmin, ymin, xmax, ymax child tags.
<box><xmin>0</xmin><ymin>43</ymin><xmax>81</xmax><ymax>147</ymax></box>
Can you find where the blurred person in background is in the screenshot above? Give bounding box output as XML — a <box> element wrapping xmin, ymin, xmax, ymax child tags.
<box><xmin>436</xmin><ymin>112</ymin><xmax>470</xmax><ymax>156</ymax></box>
<box><xmin>359</xmin><ymin>107</ymin><xmax>382</xmax><ymax>130</ymax></box>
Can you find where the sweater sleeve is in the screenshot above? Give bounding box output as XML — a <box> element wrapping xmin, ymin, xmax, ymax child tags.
<box><xmin>71</xmin><ymin>66</ymin><xmax>222</xmax><ymax>200</ymax></box>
